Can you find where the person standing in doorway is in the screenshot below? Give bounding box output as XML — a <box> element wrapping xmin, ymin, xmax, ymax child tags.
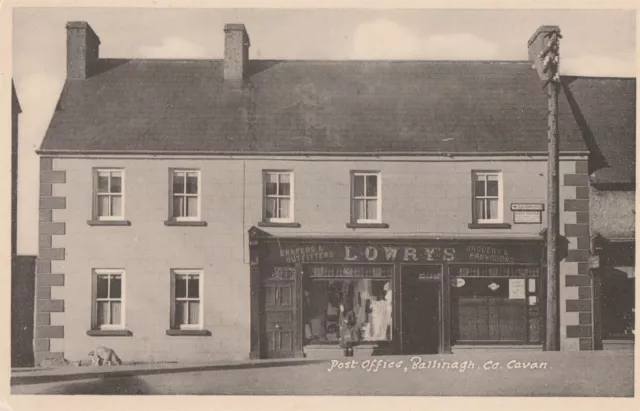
<box><xmin>339</xmin><ymin>303</ymin><xmax>358</xmax><ymax>357</ymax></box>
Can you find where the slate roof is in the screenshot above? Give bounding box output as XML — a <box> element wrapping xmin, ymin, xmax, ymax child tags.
<box><xmin>560</xmin><ymin>76</ymin><xmax>636</xmax><ymax>184</ymax></box>
<box><xmin>39</xmin><ymin>59</ymin><xmax>590</xmax><ymax>155</ymax></box>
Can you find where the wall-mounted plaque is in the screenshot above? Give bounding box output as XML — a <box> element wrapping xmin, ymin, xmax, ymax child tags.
<box><xmin>514</xmin><ymin>211</ymin><xmax>542</xmax><ymax>224</ymax></box>
<box><xmin>511</xmin><ymin>203</ymin><xmax>545</xmax><ymax>211</ymax></box>
<box><xmin>451</xmin><ymin>277</ymin><xmax>466</xmax><ymax>287</ymax></box>
<box><xmin>509</xmin><ymin>279</ymin><xmax>526</xmax><ymax>299</ymax></box>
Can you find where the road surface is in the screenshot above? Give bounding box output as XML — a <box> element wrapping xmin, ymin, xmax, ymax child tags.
<box><xmin>11</xmin><ymin>351</ymin><xmax>634</xmax><ymax>396</ymax></box>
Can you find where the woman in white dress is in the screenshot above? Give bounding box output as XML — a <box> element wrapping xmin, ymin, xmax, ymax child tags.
<box><xmin>370</xmin><ymin>297</ymin><xmax>387</xmax><ymax>340</ymax></box>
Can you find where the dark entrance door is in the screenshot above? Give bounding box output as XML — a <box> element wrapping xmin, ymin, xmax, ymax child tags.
<box><xmin>402</xmin><ymin>266</ymin><xmax>441</xmax><ymax>355</ymax></box>
<box><xmin>262</xmin><ymin>268</ymin><xmax>296</xmax><ymax>358</ymax></box>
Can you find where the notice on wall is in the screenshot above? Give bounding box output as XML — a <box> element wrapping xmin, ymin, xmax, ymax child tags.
<box><xmin>513</xmin><ymin>211</ymin><xmax>542</xmax><ymax>224</ymax></box>
<box><xmin>511</xmin><ymin>203</ymin><xmax>545</xmax><ymax>211</ymax></box>
<box><xmin>509</xmin><ymin>279</ymin><xmax>526</xmax><ymax>299</ymax></box>
<box><xmin>271</xmin><ymin>267</ymin><xmax>296</xmax><ymax>280</ymax></box>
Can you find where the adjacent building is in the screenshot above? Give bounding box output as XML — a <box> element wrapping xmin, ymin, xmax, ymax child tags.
<box><xmin>32</xmin><ymin>22</ymin><xmax>633</xmax><ymax>364</ymax></box>
<box><xmin>563</xmin><ymin>76</ymin><xmax>636</xmax><ymax>350</ymax></box>
<box><xmin>11</xmin><ymin>81</ymin><xmax>37</xmax><ymax>367</ymax></box>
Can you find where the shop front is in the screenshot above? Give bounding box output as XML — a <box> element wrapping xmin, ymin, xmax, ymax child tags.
<box><xmin>593</xmin><ymin>238</ymin><xmax>635</xmax><ymax>350</ymax></box>
<box><xmin>248</xmin><ymin>229</ymin><xmax>545</xmax><ymax>359</ymax></box>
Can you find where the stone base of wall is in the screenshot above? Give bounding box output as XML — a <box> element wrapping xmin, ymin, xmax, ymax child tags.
<box><xmin>602</xmin><ymin>339</ymin><xmax>634</xmax><ymax>351</ymax></box>
<box><xmin>11</xmin><ymin>255</ymin><xmax>36</xmax><ymax>367</ymax></box>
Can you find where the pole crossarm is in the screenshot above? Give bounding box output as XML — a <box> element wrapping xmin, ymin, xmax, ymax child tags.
<box><xmin>538</xmin><ymin>31</ymin><xmax>562</xmax><ymax>87</ymax></box>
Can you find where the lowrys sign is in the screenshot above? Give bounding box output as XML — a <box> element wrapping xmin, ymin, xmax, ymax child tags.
<box><xmin>344</xmin><ymin>245</ymin><xmax>457</xmax><ymax>262</ymax></box>
<box><xmin>267</xmin><ymin>242</ymin><xmax>542</xmax><ymax>265</ymax></box>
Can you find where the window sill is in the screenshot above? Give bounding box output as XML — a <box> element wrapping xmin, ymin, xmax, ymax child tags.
<box><xmin>87</xmin><ymin>220</ymin><xmax>131</xmax><ymax>226</ymax></box>
<box><xmin>165</xmin><ymin>329</ymin><xmax>211</xmax><ymax>336</ymax></box>
<box><xmin>86</xmin><ymin>329</ymin><xmax>133</xmax><ymax>337</ymax></box>
<box><xmin>346</xmin><ymin>222</ymin><xmax>389</xmax><ymax>229</ymax></box>
<box><xmin>257</xmin><ymin>221</ymin><xmax>301</xmax><ymax>228</ymax></box>
<box><xmin>468</xmin><ymin>223</ymin><xmax>512</xmax><ymax>229</ymax></box>
<box><xmin>164</xmin><ymin>220</ymin><xmax>208</xmax><ymax>227</ymax></box>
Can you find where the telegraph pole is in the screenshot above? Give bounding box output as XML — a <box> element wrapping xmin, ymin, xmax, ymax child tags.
<box><xmin>540</xmin><ymin>29</ymin><xmax>562</xmax><ymax>351</ymax></box>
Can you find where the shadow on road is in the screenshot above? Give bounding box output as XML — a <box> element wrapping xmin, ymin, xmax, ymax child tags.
<box><xmin>35</xmin><ymin>376</ymin><xmax>157</xmax><ymax>395</ymax></box>
<box><xmin>12</xmin><ymin>359</ymin><xmax>328</xmax><ymax>386</ymax></box>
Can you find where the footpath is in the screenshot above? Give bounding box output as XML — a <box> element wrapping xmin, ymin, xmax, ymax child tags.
<box><xmin>11</xmin><ymin>349</ymin><xmax>634</xmax><ymax>387</ymax></box>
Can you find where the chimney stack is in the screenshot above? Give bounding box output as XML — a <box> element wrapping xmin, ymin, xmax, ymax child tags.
<box><xmin>528</xmin><ymin>25</ymin><xmax>561</xmax><ymax>83</ymax></box>
<box><xmin>66</xmin><ymin>21</ymin><xmax>101</xmax><ymax>80</ymax></box>
<box><xmin>224</xmin><ymin>23</ymin><xmax>250</xmax><ymax>83</ymax></box>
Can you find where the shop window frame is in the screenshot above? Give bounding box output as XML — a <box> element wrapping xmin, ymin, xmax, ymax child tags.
<box><xmin>302</xmin><ymin>262</ymin><xmax>395</xmax><ymax>345</ymax></box>
<box><xmin>450</xmin><ymin>263</ymin><xmax>542</xmax><ymax>345</ymax></box>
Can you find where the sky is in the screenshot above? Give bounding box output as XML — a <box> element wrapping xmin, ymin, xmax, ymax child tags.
<box><xmin>11</xmin><ymin>7</ymin><xmax>637</xmax><ymax>255</ymax></box>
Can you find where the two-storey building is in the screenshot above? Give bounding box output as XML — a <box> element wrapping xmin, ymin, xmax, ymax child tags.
<box><xmin>562</xmin><ymin>76</ymin><xmax>636</xmax><ymax>350</ymax></box>
<box><xmin>34</xmin><ymin>22</ymin><xmax>603</xmax><ymax>364</ymax></box>
<box><xmin>11</xmin><ymin>80</ymin><xmax>37</xmax><ymax>367</ymax></box>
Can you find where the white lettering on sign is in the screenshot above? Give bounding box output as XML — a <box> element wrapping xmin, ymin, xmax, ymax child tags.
<box><xmin>443</xmin><ymin>248</ymin><xmax>455</xmax><ymax>261</ymax></box>
<box><xmin>272</xmin><ymin>267</ymin><xmax>296</xmax><ymax>280</ymax></box>
<box><xmin>513</xmin><ymin>211</ymin><xmax>542</xmax><ymax>224</ymax></box>
<box><xmin>279</xmin><ymin>245</ymin><xmax>334</xmax><ymax>264</ymax></box>
<box><xmin>274</xmin><ymin>243</ymin><xmax>536</xmax><ymax>264</ymax></box>
<box><xmin>466</xmin><ymin>245</ymin><xmax>515</xmax><ymax>263</ymax></box>
<box><xmin>340</xmin><ymin>246</ymin><xmax>460</xmax><ymax>262</ymax></box>
<box><xmin>364</xmin><ymin>246</ymin><xmax>378</xmax><ymax>261</ymax></box>
<box><xmin>404</xmin><ymin>247</ymin><xmax>418</xmax><ymax>262</ymax></box>
<box><xmin>511</xmin><ymin>203</ymin><xmax>544</xmax><ymax>211</ymax></box>
<box><xmin>424</xmin><ymin>248</ymin><xmax>437</xmax><ymax>261</ymax></box>
<box><xmin>383</xmin><ymin>247</ymin><xmax>399</xmax><ymax>260</ymax></box>
<box><xmin>344</xmin><ymin>246</ymin><xmax>358</xmax><ymax>261</ymax></box>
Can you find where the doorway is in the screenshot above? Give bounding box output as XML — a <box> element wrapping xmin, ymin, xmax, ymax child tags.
<box><xmin>402</xmin><ymin>265</ymin><xmax>441</xmax><ymax>354</ymax></box>
<box><xmin>262</xmin><ymin>277</ymin><xmax>296</xmax><ymax>359</ymax></box>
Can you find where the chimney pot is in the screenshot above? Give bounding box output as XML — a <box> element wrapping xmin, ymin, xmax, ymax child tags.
<box><xmin>224</xmin><ymin>23</ymin><xmax>250</xmax><ymax>83</ymax></box>
<box><xmin>66</xmin><ymin>21</ymin><xmax>101</xmax><ymax>80</ymax></box>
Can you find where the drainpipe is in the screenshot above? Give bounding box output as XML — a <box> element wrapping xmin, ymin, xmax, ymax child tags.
<box><xmin>590</xmin><ymin>234</ymin><xmax>603</xmax><ymax>350</ymax></box>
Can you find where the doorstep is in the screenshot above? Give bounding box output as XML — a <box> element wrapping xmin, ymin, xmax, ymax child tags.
<box><xmin>451</xmin><ymin>344</ymin><xmax>543</xmax><ymax>353</ymax></box>
<box><xmin>304</xmin><ymin>343</ymin><xmax>392</xmax><ymax>359</ymax></box>
<box><xmin>602</xmin><ymin>339</ymin><xmax>635</xmax><ymax>351</ymax></box>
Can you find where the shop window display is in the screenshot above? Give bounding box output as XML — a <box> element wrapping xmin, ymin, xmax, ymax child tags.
<box><xmin>303</xmin><ymin>278</ymin><xmax>393</xmax><ymax>345</ymax></box>
<box><xmin>601</xmin><ymin>272</ymin><xmax>635</xmax><ymax>339</ymax></box>
<box><xmin>600</xmin><ymin>242</ymin><xmax>635</xmax><ymax>340</ymax></box>
<box><xmin>450</xmin><ymin>266</ymin><xmax>541</xmax><ymax>344</ymax></box>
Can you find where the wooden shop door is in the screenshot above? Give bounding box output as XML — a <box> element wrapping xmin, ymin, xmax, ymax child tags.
<box><xmin>263</xmin><ymin>271</ymin><xmax>297</xmax><ymax>358</ymax></box>
<box><xmin>401</xmin><ymin>265</ymin><xmax>443</xmax><ymax>355</ymax></box>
